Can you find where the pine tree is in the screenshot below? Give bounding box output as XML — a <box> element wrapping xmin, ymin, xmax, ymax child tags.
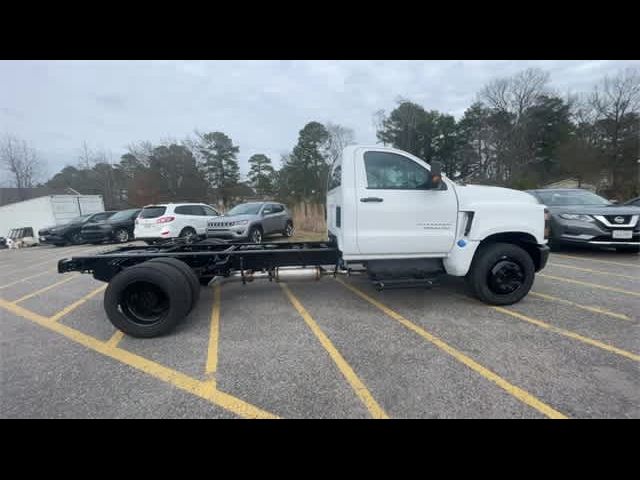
<box><xmin>247</xmin><ymin>154</ymin><xmax>275</xmax><ymax>196</ymax></box>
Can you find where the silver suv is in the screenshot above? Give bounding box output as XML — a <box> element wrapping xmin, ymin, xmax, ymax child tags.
<box><xmin>206</xmin><ymin>202</ymin><xmax>294</xmax><ymax>243</ymax></box>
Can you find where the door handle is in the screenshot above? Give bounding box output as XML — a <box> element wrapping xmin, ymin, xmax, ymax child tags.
<box><xmin>360</xmin><ymin>197</ymin><xmax>384</xmax><ymax>203</ymax></box>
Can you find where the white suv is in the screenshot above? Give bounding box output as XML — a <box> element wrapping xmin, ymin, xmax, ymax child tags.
<box><xmin>134</xmin><ymin>203</ymin><xmax>220</xmax><ymax>244</ymax></box>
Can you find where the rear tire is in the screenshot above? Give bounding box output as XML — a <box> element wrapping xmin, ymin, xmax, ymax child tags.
<box><xmin>179</xmin><ymin>227</ymin><xmax>197</xmax><ymax>243</ymax></box>
<box><xmin>466</xmin><ymin>242</ymin><xmax>535</xmax><ymax>305</ymax></box>
<box><xmin>283</xmin><ymin>221</ymin><xmax>294</xmax><ymax>237</ymax></box>
<box><xmin>104</xmin><ymin>262</ymin><xmax>191</xmax><ymax>338</ymax></box>
<box><xmin>148</xmin><ymin>257</ymin><xmax>200</xmax><ymax>311</ymax></box>
<box><xmin>114</xmin><ymin>228</ymin><xmax>130</xmax><ymax>243</ymax></box>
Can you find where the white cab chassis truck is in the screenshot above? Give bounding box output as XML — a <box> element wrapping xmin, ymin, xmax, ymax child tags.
<box><xmin>59</xmin><ymin>146</ymin><xmax>550</xmax><ymax>338</ymax></box>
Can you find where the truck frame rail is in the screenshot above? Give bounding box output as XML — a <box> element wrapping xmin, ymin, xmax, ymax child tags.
<box><xmin>58</xmin><ymin>240</ymin><xmax>341</xmax><ymax>283</ymax></box>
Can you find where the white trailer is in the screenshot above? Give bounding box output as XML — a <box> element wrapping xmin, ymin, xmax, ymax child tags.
<box><xmin>0</xmin><ymin>195</ymin><xmax>105</xmax><ymax>239</ymax></box>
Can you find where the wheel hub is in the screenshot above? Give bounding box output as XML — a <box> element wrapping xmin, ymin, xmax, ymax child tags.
<box><xmin>120</xmin><ymin>281</ymin><xmax>169</xmax><ymax>325</ymax></box>
<box><xmin>487</xmin><ymin>258</ymin><xmax>524</xmax><ymax>295</ymax></box>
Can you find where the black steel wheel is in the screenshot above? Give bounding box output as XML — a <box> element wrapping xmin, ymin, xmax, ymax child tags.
<box><xmin>466</xmin><ymin>242</ymin><xmax>535</xmax><ymax>305</ymax></box>
<box><xmin>104</xmin><ymin>263</ymin><xmax>191</xmax><ymax>337</ymax></box>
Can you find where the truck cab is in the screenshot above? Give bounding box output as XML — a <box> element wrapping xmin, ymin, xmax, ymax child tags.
<box><xmin>327</xmin><ymin>145</ymin><xmax>549</xmax><ymax>304</ymax></box>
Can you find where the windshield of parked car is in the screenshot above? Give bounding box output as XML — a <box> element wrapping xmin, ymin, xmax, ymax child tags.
<box><xmin>226</xmin><ymin>203</ymin><xmax>262</xmax><ymax>216</ymax></box>
<box><xmin>108</xmin><ymin>209</ymin><xmax>140</xmax><ymax>222</ymax></box>
<box><xmin>535</xmin><ymin>190</ymin><xmax>611</xmax><ymax>206</ymax></box>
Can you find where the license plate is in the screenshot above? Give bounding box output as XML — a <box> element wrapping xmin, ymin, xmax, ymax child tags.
<box><xmin>612</xmin><ymin>230</ymin><xmax>632</xmax><ymax>239</ymax></box>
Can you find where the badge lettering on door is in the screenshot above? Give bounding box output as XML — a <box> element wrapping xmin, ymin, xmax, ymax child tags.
<box><xmin>417</xmin><ymin>222</ymin><xmax>452</xmax><ymax>230</ymax></box>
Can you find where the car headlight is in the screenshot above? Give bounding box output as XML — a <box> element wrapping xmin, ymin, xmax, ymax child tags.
<box><xmin>559</xmin><ymin>213</ymin><xmax>594</xmax><ymax>222</ymax></box>
<box><xmin>234</xmin><ymin>220</ymin><xmax>249</xmax><ymax>226</ymax></box>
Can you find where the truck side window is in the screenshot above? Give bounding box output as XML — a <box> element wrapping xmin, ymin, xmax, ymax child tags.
<box><xmin>364</xmin><ymin>151</ymin><xmax>430</xmax><ymax>190</ymax></box>
<box><xmin>328</xmin><ymin>163</ymin><xmax>341</xmax><ymax>190</ymax></box>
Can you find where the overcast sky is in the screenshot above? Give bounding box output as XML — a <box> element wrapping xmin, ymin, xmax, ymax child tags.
<box><xmin>1</xmin><ymin>60</ymin><xmax>639</xmax><ymax>183</ymax></box>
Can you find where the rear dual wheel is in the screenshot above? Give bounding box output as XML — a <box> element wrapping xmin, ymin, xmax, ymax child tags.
<box><xmin>104</xmin><ymin>259</ymin><xmax>199</xmax><ymax>338</ymax></box>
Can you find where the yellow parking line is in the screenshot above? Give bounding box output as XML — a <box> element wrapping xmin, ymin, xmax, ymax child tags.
<box><xmin>0</xmin><ymin>269</ymin><xmax>56</xmax><ymax>290</ymax></box>
<box><xmin>539</xmin><ymin>274</ymin><xmax>640</xmax><ymax>297</ymax></box>
<box><xmin>49</xmin><ymin>284</ymin><xmax>108</xmax><ymax>322</ymax></box>
<box><xmin>280</xmin><ymin>283</ymin><xmax>389</xmax><ymax>419</ymax></box>
<box><xmin>529</xmin><ymin>292</ymin><xmax>632</xmax><ymax>321</ymax></box>
<box><xmin>334</xmin><ymin>278</ymin><xmax>566</xmax><ymax>419</ymax></box>
<box><xmin>205</xmin><ymin>285</ymin><xmax>222</xmax><ymax>380</ymax></box>
<box><xmin>12</xmin><ymin>274</ymin><xmax>79</xmax><ymax>304</ymax></box>
<box><xmin>547</xmin><ymin>262</ymin><xmax>639</xmax><ymax>280</ymax></box>
<box><xmin>492</xmin><ymin>306</ymin><xmax>640</xmax><ymax>362</ymax></box>
<box><xmin>0</xmin><ymin>298</ymin><xmax>278</xmax><ymax>419</ymax></box>
<box><xmin>553</xmin><ymin>253</ymin><xmax>640</xmax><ymax>268</ymax></box>
<box><xmin>105</xmin><ymin>330</ymin><xmax>125</xmax><ymax>348</ymax></box>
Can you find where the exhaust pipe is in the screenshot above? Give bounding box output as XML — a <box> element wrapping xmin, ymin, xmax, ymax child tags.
<box><xmin>274</xmin><ymin>267</ymin><xmax>321</xmax><ymax>282</ymax></box>
<box><xmin>208</xmin><ymin>267</ymin><xmax>323</xmax><ymax>285</ymax></box>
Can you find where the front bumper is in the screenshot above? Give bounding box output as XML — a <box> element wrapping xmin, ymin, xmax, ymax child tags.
<box><xmin>39</xmin><ymin>234</ymin><xmax>66</xmax><ymax>244</ymax></box>
<box><xmin>206</xmin><ymin>228</ymin><xmax>248</xmax><ymax>240</ymax></box>
<box><xmin>551</xmin><ymin>216</ymin><xmax>640</xmax><ymax>247</ymax></box>
<box><xmin>537</xmin><ymin>244</ymin><xmax>550</xmax><ymax>271</ymax></box>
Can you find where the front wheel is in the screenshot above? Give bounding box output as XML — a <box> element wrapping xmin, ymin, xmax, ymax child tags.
<box><xmin>283</xmin><ymin>221</ymin><xmax>294</xmax><ymax>237</ymax></box>
<box><xmin>466</xmin><ymin>242</ymin><xmax>535</xmax><ymax>305</ymax></box>
<box><xmin>68</xmin><ymin>232</ymin><xmax>84</xmax><ymax>245</ymax></box>
<box><xmin>248</xmin><ymin>226</ymin><xmax>263</xmax><ymax>244</ymax></box>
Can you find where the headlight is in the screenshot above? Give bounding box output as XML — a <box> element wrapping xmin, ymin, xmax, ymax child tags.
<box><xmin>559</xmin><ymin>213</ymin><xmax>594</xmax><ymax>222</ymax></box>
<box><xmin>235</xmin><ymin>220</ymin><xmax>249</xmax><ymax>226</ymax></box>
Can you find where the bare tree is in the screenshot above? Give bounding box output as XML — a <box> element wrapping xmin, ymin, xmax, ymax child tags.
<box><xmin>0</xmin><ymin>134</ymin><xmax>45</xmax><ymax>198</ymax></box>
<box><xmin>78</xmin><ymin>140</ymin><xmax>95</xmax><ymax>169</ymax></box>
<box><xmin>325</xmin><ymin>122</ymin><xmax>356</xmax><ymax>164</ymax></box>
<box><xmin>481</xmin><ymin>67</ymin><xmax>551</xmax><ymax>118</ymax></box>
<box><xmin>591</xmin><ymin>67</ymin><xmax>640</xmax><ymax>121</ymax></box>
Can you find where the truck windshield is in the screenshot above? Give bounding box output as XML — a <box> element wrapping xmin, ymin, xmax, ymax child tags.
<box><xmin>140</xmin><ymin>206</ymin><xmax>167</xmax><ymax>218</ymax></box>
<box><xmin>536</xmin><ymin>191</ymin><xmax>611</xmax><ymax>206</ymax></box>
<box><xmin>226</xmin><ymin>203</ymin><xmax>262</xmax><ymax>215</ymax></box>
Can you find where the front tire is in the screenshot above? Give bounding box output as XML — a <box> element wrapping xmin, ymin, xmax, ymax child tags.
<box><xmin>68</xmin><ymin>232</ymin><xmax>84</xmax><ymax>245</ymax></box>
<box><xmin>104</xmin><ymin>262</ymin><xmax>191</xmax><ymax>338</ymax></box>
<box><xmin>248</xmin><ymin>226</ymin><xmax>263</xmax><ymax>244</ymax></box>
<box><xmin>466</xmin><ymin>242</ymin><xmax>535</xmax><ymax>305</ymax></box>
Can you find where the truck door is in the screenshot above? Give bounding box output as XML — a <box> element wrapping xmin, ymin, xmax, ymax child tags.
<box><xmin>355</xmin><ymin>149</ymin><xmax>458</xmax><ymax>255</ymax></box>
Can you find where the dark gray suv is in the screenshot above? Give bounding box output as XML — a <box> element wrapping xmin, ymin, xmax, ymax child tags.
<box><xmin>206</xmin><ymin>202</ymin><xmax>294</xmax><ymax>243</ymax></box>
<box><xmin>527</xmin><ymin>188</ymin><xmax>640</xmax><ymax>252</ymax></box>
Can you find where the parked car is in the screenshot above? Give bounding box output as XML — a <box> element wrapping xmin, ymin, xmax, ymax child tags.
<box><xmin>624</xmin><ymin>196</ymin><xmax>640</xmax><ymax>207</ymax></box>
<box><xmin>134</xmin><ymin>203</ymin><xmax>220</xmax><ymax>244</ymax></box>
<box><xmin>38</xmin><ymin>211</ymin><xmax>117</xmax><ymax>246</ymax></box>
<box><xmin>80</xmin><ymin>208</ymin><xmax>142</xmax><ymax>244</ymax></box>
<box><xmin>527</xmin><ymin>188</ymin><xmax>640</xmax><ymax>252</ymax></box>
<box><xmin>206</xmin><ymin>201</ymin><xmax>294</xmax><ymax>243</ymax></box>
